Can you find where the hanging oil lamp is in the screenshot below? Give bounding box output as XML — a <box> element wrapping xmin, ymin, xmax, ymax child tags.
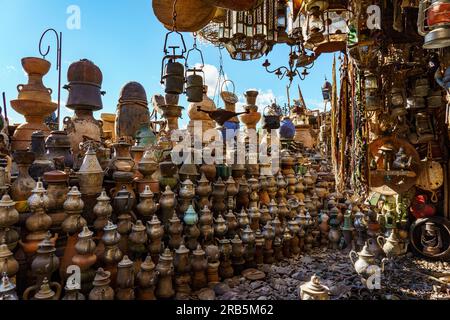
<box><xmin>185</xmin><ymin>35</ymin><xmax>205</xmax><ymax>103</ymax></box>
<box><xmin>11</xmin><ymin>150</ymin><xmax>36</xmax><ymax>213</ymax></box>
<box><xmin>93</xmin><ymin>189</ymin><xmax>112</xmax><ymax>232</ymax></box>
<box><xmin>0</xmin><ymin>195</ymin><xmax>19</xmax><ymax>251</ymax></box>
<box><xmin>199</xmin><ymin>206</ymin><xmax>214</xmax><ymax>245</ymax></box>
<box><xmin>136</xmin><ymin>255</ymin><xmax>158</xmax><ymax>300</ymax></box>
<box><xmin>147</xmin><ymin>215</ymin><xmax>164</xmax><ymax>263</ymax></box>
<box><xmin>225</xmin><ymin>210</ymin><xmax>238</xmax><ymax>239</ymax></box>
<box><xmin>178</xmin><ymin>179</ymin><xmax>195</xmax><ymax>215</ymax></box>
<box><xmin>231</xmin><ymin>235</ymin><xmax>245</xmax><ymax>275</ymax></box>
<box><xmin>174</xmin><ymin>243</ymin><xmax>191</xmax><ymax>300</ymax></box>
<box><xmin>0</xmin><ymin>273</ymin><xmax>18</xmax><ymax>300</ymax></box>
<box><xmin>196</xmin><ymin>173</ymin><xmax>212</xmax><ymax>210</ymax></box>
<box><xmin>89</xmin><ymin>268</ymin><xmax>114</xmax><ymax>300</ymax></box>
<box><xmin>101</xmin><ymin>221</ymin><xmax>123</xmax><ymax>283</ymax></box>
<box><xmin>155</xmin><ymin>248</ymin><xmax>175</xmax><ymax>299</ymax></box>
<box><xmin>168</xmin><ymin>212</ymin><xmax>183</xmax><ymax>250</ymax></box>
<box><xmin>263</xmin><ymin>221</ymin><xmax>275</xmax><ymax>264</ymax></box>
<box><xmin>191</xmin><ymin>244</ymin><xmax>208</xmax><ymax>291</ymax></box>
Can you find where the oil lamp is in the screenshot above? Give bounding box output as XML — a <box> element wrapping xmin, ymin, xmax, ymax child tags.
<box><xmin>418</xmin><ymin>0</ymin><xmax>450</xmax><ymax>49</ymax></box>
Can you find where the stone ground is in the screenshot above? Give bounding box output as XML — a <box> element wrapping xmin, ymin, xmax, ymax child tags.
<box><xmin>203</xmin><ymin>249</ymin><xmax>450</xmax><ymax>300</ymax></box>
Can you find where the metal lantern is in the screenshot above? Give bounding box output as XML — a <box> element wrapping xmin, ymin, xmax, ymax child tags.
<box><xmin>185</xmin><ymin>36</ymin><xmax>205</xmax><ymax>103</ymax></box>
<box><xmin>418</xmin><ymin>0</ymin><xmax>450</xmax><ymax>49</ymax></box>
<box><xmin>160</xmin><ymin>31</ymin><xmax>187</xmax><ymax>95</ymax></box>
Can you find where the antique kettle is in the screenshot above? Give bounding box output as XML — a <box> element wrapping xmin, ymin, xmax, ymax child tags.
<box><xmin>299</xmin><ymin>275</ymin><xmax>330</xmax><ymax>300</ymax></box>
<box><xmin>350</xmin><ymin>242</ymin><xmax>386</xmax><ymax>279</ymax></box>
<box><xmin>377</xmin><ymin>230</ymin><xmax>408</xmax><ymax>258</ymax></box>
<box><xmin>418</xmin><ymin>0</ymin><xmax>450</xmax><ymax>49</ymax></box>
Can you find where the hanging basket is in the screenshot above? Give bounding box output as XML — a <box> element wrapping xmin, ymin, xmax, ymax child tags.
<box><xmin>203</xmin><ymin>0</ymin><xmax>264</xmax><ymax>11</ymax></box>
<box><xmin>153</xmin><ymin>0</ymin><xmax>217</xmax><ymax>32</ymax></box>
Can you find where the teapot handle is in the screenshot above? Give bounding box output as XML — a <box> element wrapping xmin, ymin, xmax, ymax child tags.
<box><xmin>23</xmin><ymin>284</ymin><xmax>38</xmax><ymax>300</ymax></box>
<box><xmin>349</xmin><ymin>250</ymin><xmax>358</xmax><ymax>267</ymax></box>
<box><xmin>380</xmin><ymin>258</ymin><xmax>388</xmax><ymax>273</ymax></box>
<box><xmin>50</xmin><ymin>282</ymin><xmax>62</xmax><ymax>300</ymax></box>
<box><xmin>377</xmin><ymin>236</ymin><xmax>385</xmax><ymax>248</ymax></box>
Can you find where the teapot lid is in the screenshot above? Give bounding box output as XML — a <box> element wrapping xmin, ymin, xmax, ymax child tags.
<box><xmin>0</xmin><ymin>194</ymin><xmax>15</xmax><ymax>207</ymax></box>
<box><xmin>78</xmin><ymin>226</ymin><xmax>94</xmax><ymax>239</ymax></box>
<box><xmin>162</xmin><ymin>185</ymin><xmax>174</xmax><ymax>196</ymax></box>
<box><xmin>168</xmin><ymin>211</ymin><xmax>180</xmax><ymax>223</ymax></box>
<box><xmin>301</xmin><ymin>275</ymin><xmax>329</xmax><ymax>296</ymax></box>
<box><xmin>0</xmin><ymin>273</ymin><xmax>16</xmax><ymax>293</ymax></box>
<box><xmin>0</xmin><ymin>243</ymin><xmax>13</xmax><ymax>259</ymax></box>
<box><xmin>34</xmin><ymin>278</ymin><xmax>55</xmax><ymax>300</ymax></box>
<box><xmin>132</xmin><ymin>220</ymin><xmax>146</xmax><ymax>232</ymax></box>
<box><xmin>225</xmin><ymin>176</ymin><xmax>236</xmax><ymax>184</ymax></box>
<box><xmin>193</xmin><ymin>244</ymin><xmax>205</xmax><ymax>256</ymax></box>
<box><xmin>43</xmin><ymin>170</ymin><xmax>68</xmax><ymax>183</ymax></box>
<box><xmin>160</xmin><ymin>248</ymin><xmax>173</xmax><ymax>261</ymax></box>
<box><xmin>387</xmin><ymin>230</ymin><xmax>400</xmax><ymax>242</ymax></box>
<box><xmin>139</xmin><ymin>185</ymin><xmax>154</xmax><ymax>198</ymax></box>
<box><xmin>148</xmin><ymin>215</ymin><xmax>161</xmax><ymax>226</ymax></box>
<box><xmin>140</xmin><ymin>256</ymin><xmax>155</xmax><ymax>271</ymax></box>
<box><xmin>283</xmin><ymin>228</ymin><xmax>293</xmax><ymax>240</ymax></box>
<box><xmin>238</xmin><ymin>208</ymin><xmax>248</xmax><ymax>218</ymax></box>
<box><xmin>181</xmin><ymin>179</ymin><xmax>194</xmax><ymax>187</ymax></box>
<box><xmin>31</xmin><ymin>179</ymin><xmax>46</xmax><ymax>194</ymax></box>
<box><xmin>215</xmin><ymin>214</ymin><xmax>226</xmax><ymax>223</ymax></box>
<box><xmin>103</xmin><ymin>220</ymin><xmax>117</xmax><ymax>232</ymax></box>
<box><xmin>231</xmin><ymin>235</ymin><xmax>242</xmax><ymax>244</ymax></box>
<box><xmin>198</xmin><ymin>173</ymin><xmax>210</xmax><ymax>184</ymax></box>
<box><xmin>97</xmin><ymin>189</ymin><xmax>111</xmax><ymax>201</ymax></box>
<box><xmin>359</xmin><ymin>243</ymin><xmax>375</xmax><ymax>257</ymax></box>
<box><xmin>36</xmin><ymin>234</ymin><xmax>56</xmax><ymax>254</ymax></box>
<box><xmin>176</xmin><ymin>244</ymin><xmax>190</xmax><ymax>255</ymax></box>
<box><xmin>118</xmin><ymin>255</ymin><xmax>133</xmax><ymax>268</ymax></box>
<box><xmin>93</xmin><ymin>268</ymin><xmax>111</xmax><ymax>285</ymax></box>
<box><xmin>67</xmin><ymin>186</ymin><xmax>82</xmax><ymax>197</ymax></box>
<box><xmin>201</xmin><ymin>206</ymin><xmax>212</xmax><ymax>215</ymax></box>
<box><xmin>116</xmin><ymin>186</ymin><xmax>131</xmax><ymax>198</ymax></box>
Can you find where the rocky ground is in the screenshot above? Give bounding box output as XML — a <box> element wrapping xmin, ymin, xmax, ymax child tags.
<box><xmin>197</xmin><ymin>249</ymin><xmax>450</xmax><ymax>300</ymax></box>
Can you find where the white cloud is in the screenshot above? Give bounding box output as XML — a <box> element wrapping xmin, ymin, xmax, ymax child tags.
<box><xmin>195</xmin><ymin>63</ymin><xmax>228</xmax><ymax>98</ymax></box>
<box><xmin>6</xmin><ymin>66</ymin><xmax>16</xmax><ymax>72</ymax></box>
<box><xmin>304</xmin><ymin>98</ymin><xmax>327</xmax><ymax>111</ymax></box>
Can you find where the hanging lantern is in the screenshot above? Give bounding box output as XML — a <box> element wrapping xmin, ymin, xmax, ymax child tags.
<box><xmin>160</xmin><ymin>30</ymin><xmax>187</xmax><ymax>95</ymax></box>
<box><xmin>322</xmin><ymin>77</ymin><xmax>332</xmax><ymax>102</ymax></box>
<box><xmin>185</xmin><ymin>35</ymin><xmax>205</xmax><ymax>103</ymax></box>
<box><xmin>418</xmin><ymin>0</ymin><xmax>450</xmax><ymax>49</ymax></box>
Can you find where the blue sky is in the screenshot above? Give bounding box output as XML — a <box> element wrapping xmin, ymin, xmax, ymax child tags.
<box><xmin>0</xmin><ymin>0</ymin><xmax>335</xmax><ymax>127</ymax></box>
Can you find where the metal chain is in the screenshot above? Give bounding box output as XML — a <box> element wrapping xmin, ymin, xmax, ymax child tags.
<box><xmin>172</xmin><ymin>0</ymin><xmax>178</xmax><ymax>31</ymax></box>
<box><xmin>213</xmin><ymin>46</ymin><xmax>226</xmax><ymax>107</ymax></box>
